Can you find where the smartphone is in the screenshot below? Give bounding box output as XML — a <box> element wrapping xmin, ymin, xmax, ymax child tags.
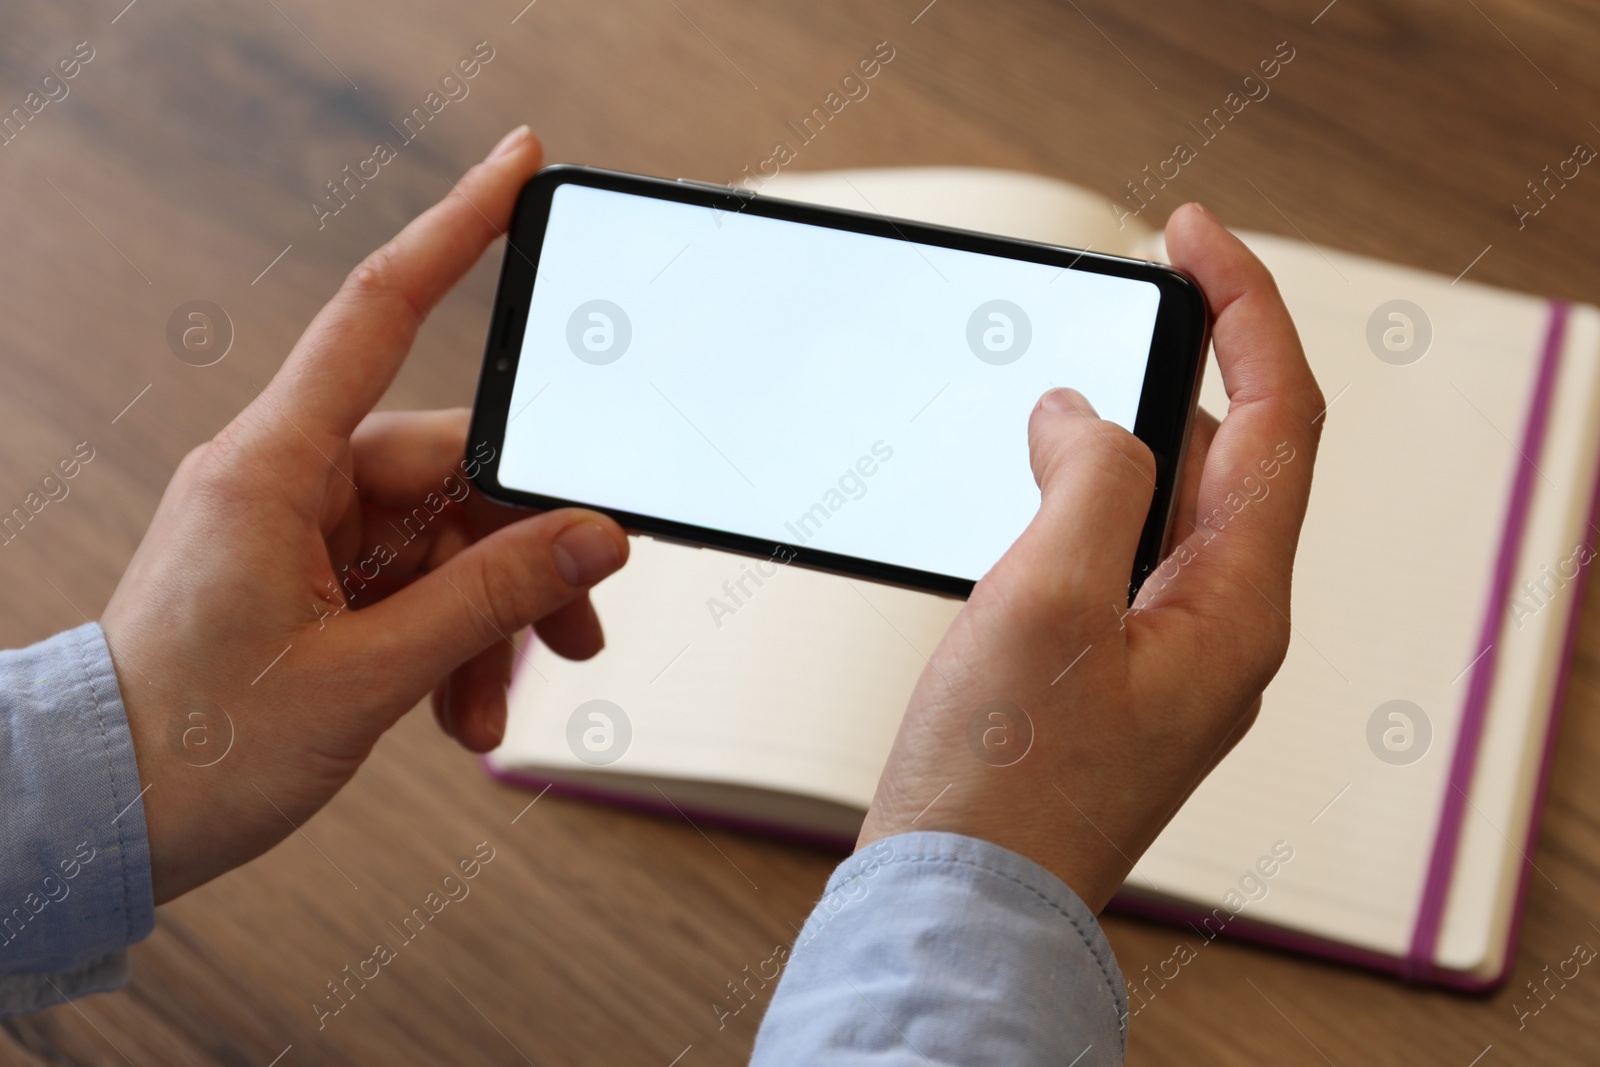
<box><xmin>467</xmin><ymin>165</ymin><xmax>1209</xmax><ymax>599</ymax></box>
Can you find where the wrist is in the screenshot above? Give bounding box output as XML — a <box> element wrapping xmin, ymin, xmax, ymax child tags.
<box><xmin>859</xmin><ymin>782</ymin><xmax>1134</xmax><ymax>913</ymax></box>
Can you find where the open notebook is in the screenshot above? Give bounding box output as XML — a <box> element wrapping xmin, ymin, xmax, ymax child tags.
<box><xmin>486</xmin><ymin>167</ymin><xmax>1600</xmax><ymax>989</ymax></box>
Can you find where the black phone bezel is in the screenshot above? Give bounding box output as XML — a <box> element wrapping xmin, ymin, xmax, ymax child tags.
<box><xmin>468</xmin><ymin>164</ymin><xmax>1210</xmax><ymax>600</ymax></box>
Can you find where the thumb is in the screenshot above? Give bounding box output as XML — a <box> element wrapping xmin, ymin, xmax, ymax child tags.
<box><xmin>338</xmin><ymin>508</ymin><xmax>629</xmax><ymax>710</ymax></box>
<box><xmin>982</xmin><ymin>388</ymin><xmax>1156</xmax><ymax>612</ymax></box>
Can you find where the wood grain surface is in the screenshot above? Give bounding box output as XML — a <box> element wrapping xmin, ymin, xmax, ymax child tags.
<box><xmin>3</xmin><ymin>0</ymin><xmax>1600</xmax><ymax>1063</ymax></box>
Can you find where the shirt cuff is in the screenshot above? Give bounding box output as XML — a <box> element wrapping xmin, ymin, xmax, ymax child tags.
<box><xmin>751</xmin><ymin>831</ymin><xmax>1127</xmax><ymax>1066</ymax></box>
<box><xmin>0</xmin><ymin>622</ymin><xmax>155</xmax><ymax>1012</ymax></box>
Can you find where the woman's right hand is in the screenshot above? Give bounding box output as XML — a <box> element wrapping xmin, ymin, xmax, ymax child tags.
<box><xmin>860</xmin><ymin>202</ymin><xmax>1324</xmax><ymax>911</ymax></box>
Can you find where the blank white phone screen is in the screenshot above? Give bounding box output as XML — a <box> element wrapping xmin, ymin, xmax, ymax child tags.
<box><xmin>499</xmin><ymin>183</ymin><xmax>1160</xmax><ymax>583</ymax></box>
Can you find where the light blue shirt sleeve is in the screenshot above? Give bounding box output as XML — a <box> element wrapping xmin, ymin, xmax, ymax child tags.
<box><xmin>751</xmin><ymin>831</ymin><xmax>1126</xmax><ymax>1066</ymax></box>
<box><xmin>0</xmin><ymin>622</ymin><xmax>155</xmax><ymax>1014</ymax></box>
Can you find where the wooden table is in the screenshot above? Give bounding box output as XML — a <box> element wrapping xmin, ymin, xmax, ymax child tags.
<box><xmin>3</xmin><ymin>0</ymin><xmax>1599</xmax><ymax>1062</ymax></box>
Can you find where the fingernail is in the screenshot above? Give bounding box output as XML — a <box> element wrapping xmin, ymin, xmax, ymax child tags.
<box><xmin>1191</xmin><ymin>202</ymin><xmax>1212</xmax><ymax>218</ymax></box>
<box><xmin>487</xmin><ymin>125</ymin><xmax>531</xmax><ymax>161</ymax></box>
<box><xmin>1041</xmin><ymin>387</ymin><xmax>1095</xmax><ymax>416</ymax></box>
<box><xmin>553</xmin><ymin>523</ymin><xmax>622</xmax><ymax>586</ymax></box>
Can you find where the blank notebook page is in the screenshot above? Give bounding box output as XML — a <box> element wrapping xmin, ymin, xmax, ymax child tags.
<box><xmin>1432</xmin><ymin>302</ymin><xmax>1600</xmax><ymax>972</ymax></box>
<box><xmin>496</xmin><ymin>538</ymin><xmax>960</xmax><ymax>810</ymax></box>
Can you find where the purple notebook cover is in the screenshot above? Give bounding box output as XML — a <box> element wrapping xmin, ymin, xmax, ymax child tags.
<box><xmin>484</xmin><ymin>300</ymin><xmax>1585</xmax><ymax>990</ymax></box>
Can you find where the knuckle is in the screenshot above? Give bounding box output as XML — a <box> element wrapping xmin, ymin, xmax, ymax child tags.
<box><xmin>342</xmin><ymin>243</ymin><xmax>425</xmax><ymax>327</ymax></box>
<box><xmin>1233</xmin><ymin>695</ymin><xmax>1264</xmax><ymax>737</ymax></box>
<box><xmin>989</xmin><ymin>559</ymin><xmax>1115</xmax><ymax>642</ymax></box>
<box><xmin>1188</xmin><ymin>597</ymin><xmax>1291</xmax><ymax>701</ymax></box>
<box><xmin>997</xmin><ymin>578</ymin><xmax>1066</xmax><ymax>632</ymax></box>
<box><xmin>175</xmin><ymin>442</ymin><xmax>212</xmax><ymax>479</ymax></box>
<box><xmin>1241</xmin><ymin>269</ymin><xmax>1287</xmax><ymax>317</ymax></box>
<box><xmin>1081</xmin><ymin>419</ymin><xmax>1155</xmax><ymax>484</ymax></box>
<box><xmin>1037</xmin><ymin>416</ymin><xmax>1154</xmax><ymax>490</ymax></box>
<box><xmin>1240</xmin><ymin>611</ymin><xmax>1292</xmax><ymax>692</ymax></box>
<box><xmin>181</xmin><ymin>437</ymin><xmax>237</xmax><ymax>492</ymax></box>
<box><xmin>1262</xmin><ymin>271</ymin><xmax>1286</xmax><ymax>307</ymax></box>
<box><xmin>1115</xmin><ymin>423</ymin><xmax>1158</xmax><ymax>481</ymax></box>
<box><xmin>344</xmin><ymin>241</ymin><xmax>400</xmax><ymax>298</ymax></box>
<box><xmin>457</xmin><ymin>161</ymin><xmax>498</xmax><ymax>198</ymax></box>
<box><xmin>1300</xmin><ymin>382</ymin><xmax>1329</xmax><ymax>445</ymax></box>
<box><xmin>171</xmin><ymin>443</ymin><xmax>220</xmax><ymax>498</ymax></box>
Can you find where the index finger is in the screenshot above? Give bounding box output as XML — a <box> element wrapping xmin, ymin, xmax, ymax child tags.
<box><xmin>259</xmin><ymin>126</ymin><xmax>543</xmax><ymax>445</ymax></box>
<box><xmin>1143</xmin><ymin>203</ymin><xmax>1324</xmax><ymax>616</ymax></box>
